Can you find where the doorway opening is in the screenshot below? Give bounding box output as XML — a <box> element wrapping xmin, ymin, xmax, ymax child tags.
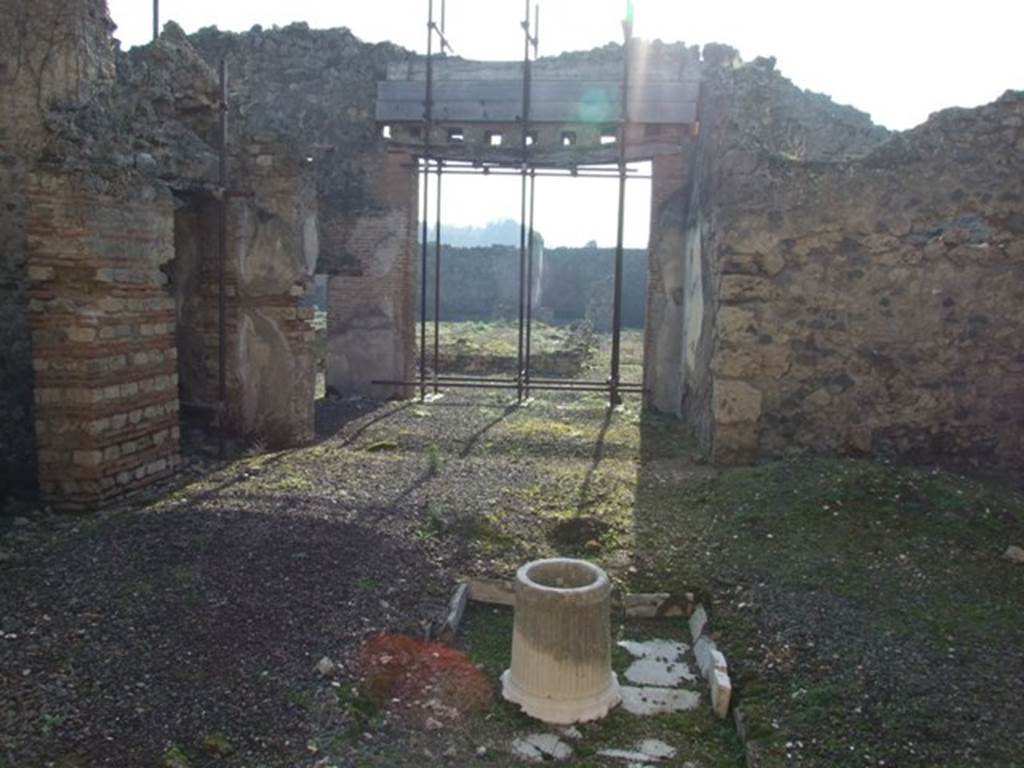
<box><xmin>411</xmin><ymin>159</ymin><xmax>652</xmax><ymax>405</ymax></box>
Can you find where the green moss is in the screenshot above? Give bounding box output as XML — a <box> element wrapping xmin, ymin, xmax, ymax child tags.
<box><xmin>364</xmin><ymin>440</ymin><xmax>399</xmax><ymax>453</ymax></box>
<box><xmin>201</xmin><ymin>732</ymin><xmax>235</xmax><ymax>757</ymax></box>
<box><xmin>159</xmin><ymin>746</ymin><xmax>192</xmax><ymax>768</ymax></box>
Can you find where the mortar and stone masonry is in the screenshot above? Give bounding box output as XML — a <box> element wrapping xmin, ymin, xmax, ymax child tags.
<box><xmin>2</xmin><ymin>0</ymin><xmax>1021</xmax><ymax>511</ymax></box>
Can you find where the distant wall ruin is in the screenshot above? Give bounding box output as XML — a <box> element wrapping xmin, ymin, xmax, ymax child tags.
<box><xmin>418</xmin><ymin>244</ymin><xmax>647</xmax><ymax>329</ymax></box>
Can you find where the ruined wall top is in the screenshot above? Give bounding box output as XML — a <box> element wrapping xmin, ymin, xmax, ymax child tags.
<box><xmin>189</xmin><ymin>23</ymin><xmax>413</xmax><ymax>220</ymax></box>
<box><xmin>699</xmin><ymin>43</ymin><xmax>890</xmax><ymax>162</ymax></box>
<box><xmin>34</xmin><ymin>20</ymin><xmax>222</xmax><ymax>200</ymax></box>
<box><xmin>0</xmin><ymin>0</ymin><xmax>116</xmax><ymax>154</ymax></box>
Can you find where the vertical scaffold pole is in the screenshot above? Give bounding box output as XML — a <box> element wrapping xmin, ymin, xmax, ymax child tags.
<box><xmin>419</xmin><ymin>0</ymin><xmax>435</xmax><ymax>402</ymax></box>
<box><xmin>432</xmin><ymin>161</ymin><xmax>442</xmax><ymax>394</ymax></box>
<box><xmin>153</xmin><ymin>0</ymin><xmax>159</xmax><ymax>41</ymax></box>
<box><xmin>524</xmin><ymin>169</ymin><xmax>536</xmax><ymax>399</ymax></box>
<box><xmin>609</xmin><ymin>14</ymin><xmax>632</xmax><ymax>407</ymax></box>
<box><xmin>516</xmin><ymin>0</ymin><xmax>534</xmax><ymax>404</ymax></box>
<box><xmin>217</xmin><ymin>59</ymin><xmax>228</xmax><ymax>457</ymax></box>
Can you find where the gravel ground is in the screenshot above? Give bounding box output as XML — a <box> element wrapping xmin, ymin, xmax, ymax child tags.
<box><xmin>2</xmin><ymin>331</ymin><xmax>1022</xmax><ymax>767</ymax></box>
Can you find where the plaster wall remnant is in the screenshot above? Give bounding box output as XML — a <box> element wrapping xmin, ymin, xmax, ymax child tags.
<box><xmin>189</xmin><ymin>23</ymin><xmax>418</xmax><ymax>399</ymax></box>
<box><xmin>222</xmin><ymin>136</ymin><xmax>318</xmax><ymax>442</ymax></box>
<box><xmin>325</xmin><ymin>151</ymin><xmax>418</xmax><ymax>399</ymax></box>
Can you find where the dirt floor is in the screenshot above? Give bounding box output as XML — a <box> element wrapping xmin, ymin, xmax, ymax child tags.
<box><xmin>2</xmin><ymin>331</ymin><xmax>1023</xmax><ymax>767</ymax></box>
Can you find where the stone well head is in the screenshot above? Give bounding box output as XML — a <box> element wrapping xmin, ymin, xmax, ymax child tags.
<box><xmin>501</xmin><ymin>558</ymin><xmax>621</xmax><ymax>724</ymax></box>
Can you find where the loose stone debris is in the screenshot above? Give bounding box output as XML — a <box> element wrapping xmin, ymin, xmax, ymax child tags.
<box><xmin>688</xmin><ymin>604</ymin><xmax>709</xmax><ymax>641</ymax></box>
<box><xmin>623</xmin><ymin>592</ymin><xmax>692</xmax><ymax>618</ymax></box>
<box><xmin>598</xmin><ymin>738</ymin><xmax>678</xmax><ymax>763</ymax></box>
<box><xmin>1003</xmin><ymin>545</ymin><xmax>1024</xmax><ymax>564</ymax></box>
<box><xmin>688</xmin><ymin>604</ymin><xmax>733</xmax><ymax>719</ymax></box>
<box><xmin>315</xmin><ymin>656</ymin><xmax>336</xmax><ymax>677</ymax></box>
<box><xmin>510</xmin><ymin>732</ymin><xmax>574</xmax><ymax>763</ymax></box>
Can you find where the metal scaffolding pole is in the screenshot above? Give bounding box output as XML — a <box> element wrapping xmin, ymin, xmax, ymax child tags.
<box><xmin>516</xmin><ymin>1</ymin><xmax>538</xmax><ymax>404</ymax></box>
<box><xmin>608</xmin><ymin>15</ymin><xmax>633</xmax><ymax>407</ymax></box>
<box><xmin>524</xmin><ymin>168</ymin><xmax>537</xmax><ymax>399</ymax></box>
<box><xmin>152</xmin><ymin>0</ymin><xmax>159</xmax><ymax>41</ymax></box>
<box><xmin>217</xmin><ymin>59</ymin><xmax>228</xmax><ymax>457</ymax></box>
<box><xmin>432</xmin><ymin>161</ymin><xmax>442</xmax><ymax>393</ymax></box>
<box><xmin>418</xmin><ymin>0</ymin><xmax>436</xmax><ymax>402</ymax></box>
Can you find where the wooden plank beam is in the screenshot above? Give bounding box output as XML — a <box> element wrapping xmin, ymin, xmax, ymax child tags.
<box><xmin>384</xmin><ymin>139</ymin><xmax>686</xmax><ymax>165</ymax></box>
<box><xmin>377</xmin><ymin>79</ymin><xmax>699</xmax><ymax>124</ymax></box>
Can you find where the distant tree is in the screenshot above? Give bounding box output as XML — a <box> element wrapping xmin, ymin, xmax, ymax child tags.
<box><xmin>423</xmin><ymin>219</ymin><xmax>525</xmax><ymax>247</ymax></box>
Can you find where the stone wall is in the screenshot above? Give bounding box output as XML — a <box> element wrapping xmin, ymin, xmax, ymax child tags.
<box><xmin>0</xmin><ymin>0</ymin><xmax>117</xmax><ymax>498</ymax></box>
<box><xmin>1</xmin><ymin>5</ymin><xmax>321</xmax><ymax>508</ymax></box>
<box><xmin>687</xmin><ymin>50</ymin><xmax>1024</xmax><ymax>468</ymax></box>
<box><xmin>27</xmin><ymin>172</ymin><xmax>181</xmax><ymax>510</ymax></box>
<box><xmin>0</xmin><ymin>150</ymin><xmax>36</xmax><ymax>500</ymax></box>
<box><xmin>188</xmin><ymin>23</ymin><xmax>411</xmax><ymax>274</ymax></box>
<box><xmin>418</xmin><ymin>239</ymin><xmax>560</xmax><ymax>323</ymax></box>
<box><xmin>414</xmin><ymin>242</ymin><xmax>646</xmax><ymax>328</ymax></box>
<box><xmin>170</xmin><ymin>140</ymin><xmax>318</xmax><ymax>446</ymax></box>
<box><xmin>543</xmin><ymin>247</ymin><xmax>647</xmax><ymax>329</ymax></box>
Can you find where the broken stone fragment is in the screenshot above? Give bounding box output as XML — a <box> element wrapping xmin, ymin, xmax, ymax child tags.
<box><xmin>710</xmin><ymin>668</ymin><xmax>732</xmax><ymax>719</ymax></box>
<box><xmin>510</xmin><ymin>732</ymin><xmax>573</xmax><ymax>763</ymax></box>
<box><xmin>315</xmin><ymin>656</ymin><xmax>336</xmax><ymax>676</ymax></box>
<box><xmin>135</xmin><ymin>152</ymin><xmax>158</xmax><ymax>175</ymax></box>
<box><xmin>622</xmin><ymin>592</ymin><xmax>690</xmax><ymax>618</ymax></box>
<box><xmin>598</xmin><ymin>738</ymin><xmax>677</xmax><ymax>763</ymax></box>
<box><xmin>619</xmin><ymin>685</ymin><xmax>700</xmax><ymax>716</ymax></box>
<box><xmin>693</xmin><ymin>635</ymin><xmax>726</xmax><ymax>679</ymax></box>
<box><xmin>1003</xmin><ymin>545</ymin><xmax>1024</xmax><ymax>564</ymax></box>
<box><xmin>688</xmin><ymin>604</ymin><xmax>708</xmax><ymax>642</ymax></box>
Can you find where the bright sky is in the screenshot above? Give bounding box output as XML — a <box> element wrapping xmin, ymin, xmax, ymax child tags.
<box><xmin>108</xmin><ymin>0</ymin><xmax>1023</xmax><ymax>246</ymax></box>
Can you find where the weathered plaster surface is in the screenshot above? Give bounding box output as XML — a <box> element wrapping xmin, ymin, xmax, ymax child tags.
<box><xmin>690</xmin><ymin>50</ymin><xmax>1024</xmax><ymax>467</ymax></box>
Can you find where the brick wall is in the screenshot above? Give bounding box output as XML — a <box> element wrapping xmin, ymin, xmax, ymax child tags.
<box><xmin>0</xmin><ymin>0</ymin><xmax>117</xmax><ymax>499</ymax></box>
<box><xmin>27</xmin><ymin>172</ymin><xmax>181</xmax><ymax>510</ymax></box>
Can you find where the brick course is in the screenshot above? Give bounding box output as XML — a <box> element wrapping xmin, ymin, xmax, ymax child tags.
<box><xmin>26</xmin><ymin>172</ymin><xmax>181</xmax><ymax>509</ymax></box>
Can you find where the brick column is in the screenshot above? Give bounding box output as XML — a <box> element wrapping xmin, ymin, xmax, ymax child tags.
<box><xmin>27</xmin><ymin>172</ymin><xmax>181</xmax><ymax>510</ymax></box>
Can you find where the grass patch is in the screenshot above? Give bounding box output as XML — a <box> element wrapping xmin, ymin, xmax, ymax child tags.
<box><xmin>364</xmin><ymin>440</ymin><xmax>399</xmax><ymax>453</ymax></box>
